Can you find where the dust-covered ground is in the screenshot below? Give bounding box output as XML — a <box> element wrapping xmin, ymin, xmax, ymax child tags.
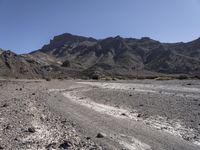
<box><xmin>0</xmin><ymin>80</ymin><xmax>101</xmax><ymax>150</ymax></box>
<box><xmin>80</xmin><ymin>80</ymin><xmax>200</xmax><ymax>143</ymax></box>
<box><xmin>0</xmin><ymin>79</ymin><xmax>200</xmax><ymax>150</ymax></box>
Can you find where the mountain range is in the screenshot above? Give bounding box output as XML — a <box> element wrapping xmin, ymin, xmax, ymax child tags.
<box><xmin>0</xmin><ymin>33</ymin><xmax>200</xmax><ymax>79</ymax></box>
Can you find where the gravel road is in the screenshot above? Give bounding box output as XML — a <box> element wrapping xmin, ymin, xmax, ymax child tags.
<box><xmin>1</xmin><ymin>79</ymin><xmax>200</xmax><ymax>150</ymax></box>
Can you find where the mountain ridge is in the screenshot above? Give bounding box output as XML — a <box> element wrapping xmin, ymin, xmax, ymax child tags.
<box><xmin>0</xmin><ymin>33</ymin><xmax>200</xmax><ymax>79</ymax></box>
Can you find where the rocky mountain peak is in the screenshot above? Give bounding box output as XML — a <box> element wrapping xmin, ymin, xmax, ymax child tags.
<box><xmin>41</xmin><ymin>33</ymin><xmax>97</xmax><ymax>53</ymax></box>
<box><xmin>1</xmin><ymin>50</ymin><xmax>17</xmax><ymax>57</ymax></box>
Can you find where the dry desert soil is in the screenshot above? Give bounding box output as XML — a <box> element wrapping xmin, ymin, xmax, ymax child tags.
<box><xmin>0</xmin><ymin>79</ymin><xmax>200</xmax><ymax>150</ymax></box>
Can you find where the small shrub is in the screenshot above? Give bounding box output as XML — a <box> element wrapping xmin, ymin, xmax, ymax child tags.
<box><xmin>45</xmin><ymin>77</ymin><xmax>51</xmax><ymax>81</ymax></box>
<box><xmin>177</xmin><ymin>75</ymin><xmax>188</xmax><ymax>80</ymax></box>
<box><xmin>112</xmin><ymin>78</ymin><xmax>117</xmax><ymax>81</ymax></box>
<box><xmin>194</xmin><ymin>75</ymin><xmax>200</xmax><ymax>79</ymax></box>
<box><xmin>137</xmin><ymin>76</ymin><xmax>145</xmax><ymax>80</ymax></box>
<box><xmin>116</xmin><ymin>76</ymin><xmax>126</xmax><ymax>80</ymax></box>
<box><xmin>91</xmin><ymin>74</ymin><xmax>100</xmax><ymax>80</ymax></box>
<box><xmin>62</xmin><ymin>60</ymin><xmax>70</xmax><ymax>67</ymax></box>
<box><xmin>145</xmin><ymin>76</ymin><xmax>157</xmax><ymax>79</ymax></box>
<box><xmin>58</xmin><ymin>77</ymin><xmax>64</xmax><ymax>80</ymax></box>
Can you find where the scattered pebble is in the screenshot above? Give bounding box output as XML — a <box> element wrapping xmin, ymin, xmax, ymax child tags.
<box><xmin>46</xmin><ymin>142</ymin><xmax>56</xmax><ymax>149</ymax></box>
<box><xmin>28</xmin><ymin>127</ymin><xmax>36</xmax><ymax>133</ymax></box>
<box><xmin>86</xmin><ymin>137</ymin><xmax>91</xmax><ymax>140</ymax></box>
<box><xmin>96</xmin><ymin>132</ymin><xmax>106</xmax><ymax>138</ymax></box>
<box><xmin>0</xmin><ymin>81</ymin><xmax>101</xmax><ymax>150</ymax></box>
<box><xmin>61</xmin><ymin>120</ymin><xmax>67</xmax><ymax>124</ymax></box>
<box><xmin>59</xmin><ymin>141</ymin><xmax>71</xmax><ymax>149</ymax></box>
<box><xmin>2</xmin><ymin>103</ymin><xmax>8</xmax><ymax>108</ymax></box>
<box><xmin>121</xmin><ymin>113</ymin><xmax>127</xmax><ymax>116</ymax></box>
<box><xmin>5</xmin><ymin>124</ymin><xmax>11</xmax><ymax>130</ymax></box>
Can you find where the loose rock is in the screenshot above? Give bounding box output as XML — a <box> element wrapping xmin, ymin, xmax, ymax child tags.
<box><xmin>28</xmin><ymin>127</ymin><xmax>36</xmax><ymax>133</ymax></box>
<box><xmin>96</xmin><ymin>132</ymin><xmax>106</xmax><ymax>138</ymax></box>
<box><xmin>59</xmin><ymin>141</ymin><xmax>71</xmax><ymax>149</ymax></box>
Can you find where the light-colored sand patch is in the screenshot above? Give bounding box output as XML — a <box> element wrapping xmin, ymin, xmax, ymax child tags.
<box><xmin>193</xmin><ymin>140</ymin><xmax>200</xmax><ymax>146</ymax></box>
<box><xmin>119</xmin><ymin>138</ymin><xmax>151</xmax><ymax>150</ymax></box>
<box><xmin>23</xmin><ymin>119</ymin><xmax>52</xmax><ymax>142</ymax></box>
<box><xmin>49</xmin><ymin>88</ymin><xmax>67</xmax><ymax>92</ymax></box>
<box><xmin>144</xmin><ymin>115</ymin><xmax>198</xmax><ymax>143</ymax></box>
<box><xmin>22</xmin><ymin>102</ymin><xmax>59</xmax><ymax>150</ymax></box>
<box><xmin>115</xmin><ymin>134</ymin><xmax>152</xmax><ymax>150</ymax></box>
<box><xmin>78</xmin><ymin>82</ymin><xmax>200</xmax><ymax>93</ymax></box>
<box><xmin>63</xmin><ymin>91</ymin><xmax>139</xmax><ymax>120</ymax></box>
<box><xmin>78</xmin><ymin>82</ymin><xmax>200</xmax><ymax>98</ymax></box>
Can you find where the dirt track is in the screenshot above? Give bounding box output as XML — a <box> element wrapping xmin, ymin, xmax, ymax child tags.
<box><xmin>1</xmin><ymin>79</ymin><xmax>200</xmax><ymax>150</ymax></box>
<box><xmin>0</xmin><ymin>80</ymin><xmax>101</xmax><ymax>150</ymax></box>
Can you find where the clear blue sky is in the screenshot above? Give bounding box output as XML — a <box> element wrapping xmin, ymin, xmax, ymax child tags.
<box><xmin>0</xmin><ymin>0</ymin><xmax>200</xmax><ymax>54</ymax></box>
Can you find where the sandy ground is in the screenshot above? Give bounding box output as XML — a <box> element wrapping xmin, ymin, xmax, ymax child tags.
<box><xmin>1</xmin><ymin>79</ymin><xmax>200</xmax><ymax>150</ymax></box>
<box><xmin>80</xmin><ymin>81</ymin><xmax>200</xmax><ymax>144</ymax></box>
<box><xmin>0</xmin><ymin>80</ymin><xmax>101</xmax><ymax>150</ymax></box>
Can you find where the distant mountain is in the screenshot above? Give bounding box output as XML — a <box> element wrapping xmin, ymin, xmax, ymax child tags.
<box><xmin>0</xmin><ymin>33</ymin><xmax>200</xmax><ymax>79</ymax></box>
<box><xmin>31</xmin><ymin>33</ymin><xmax>200</xmax><ymax>76</ymax></box>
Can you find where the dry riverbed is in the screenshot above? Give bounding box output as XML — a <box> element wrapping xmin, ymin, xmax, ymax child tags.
<box><xmin>0</xmin><ymin>80</ymin><xmax>101</xmax><ymax>150</ymax></box>
<box><xmin>0</xmin><ymin>79</ymin><xmax>200</xmax><ymax>150</ymax></box>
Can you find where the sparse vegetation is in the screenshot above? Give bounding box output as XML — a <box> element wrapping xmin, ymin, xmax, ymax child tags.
<box><xmin>177</xmin><ymin>75</ymin><xmax>189</xmax><ymax>80</ymax></box>
<box><xmin>91</xmin><ymin>74</ymin><xmax>100</xmax><ymax>80</ymax></box>
<box><xmin>62</xmin><ymin>60</ymin><xmax>70</xmax><ymax>67</ymax></box>
<box><xmin>43</xmin><ymin>77</ymin><xmax>51</xmax><ymax>81</ymax></box>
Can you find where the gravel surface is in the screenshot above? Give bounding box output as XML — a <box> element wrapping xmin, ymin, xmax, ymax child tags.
<box><xmin>81</xmin><ymin>80</ymin><xmax>200</xmax><ymax>144</ymax></box>
<box><xmin>0</xmin><ymin>80</ymin><xmax>101</xmax><ymax>150</ymax></box>
<box><xmin>1</xmin><ymin>79</ymin><xmax>200</xmax><ymax>150</ymax></box>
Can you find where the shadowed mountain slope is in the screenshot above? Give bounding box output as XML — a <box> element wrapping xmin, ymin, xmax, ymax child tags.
<box><xmin>31</xmin><ymin>33</ymin><xmax>200</xmax><ymax>76</ymax></box>
<box><xmin>0</xmin><ymin>50</ymin><xmax>43</xmax><ymax>78</ymax></box>
<box><xmin>1</xmin><ymin>33</ymin><xmax>200</xmax><ymax>78</ymax></box>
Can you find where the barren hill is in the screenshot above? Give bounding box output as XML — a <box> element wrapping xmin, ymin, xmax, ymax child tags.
<box><xmin>1</xmin><ymin>33</ymin><xmax>200</xmax><ymax>78</ymax></box>
<box><xmin>32</xmin><ymin>33</ymin><xmax>200</xmax><ymax>76</ymax></box>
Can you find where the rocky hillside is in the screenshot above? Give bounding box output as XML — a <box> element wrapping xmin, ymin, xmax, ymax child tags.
<box><xmin>1</xmin><ymin>33</ymin><xmax>200</xmax><ymax>79</ymax></box>
<box><xmin>0</xmin><ymin>50</ymin><xmax>43</xmax><ymax>78</ymax></box>
<box><xmin>32</xmin><ymin>33</ymin><xmax>200</xmax><ymax>76</ymax></box>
